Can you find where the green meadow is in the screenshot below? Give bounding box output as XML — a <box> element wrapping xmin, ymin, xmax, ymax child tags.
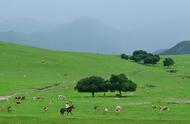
<box><xmin>0</xmin><ymin>41</ymin><xmax>190</xmax><ymax>124</ymax></box>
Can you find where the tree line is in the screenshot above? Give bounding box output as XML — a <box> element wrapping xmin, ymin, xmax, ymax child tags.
<box><xmin>121</xmin><ymin>50</ymin><xmax>160</xmax><ymax>64</ymax></box>
<box><xmin>75</xmin><ymin>74</ymin><xmax>137</xmax><ymax>97</ymax></box>
<box><xmin>121</xmin><ymin>50</ymin><xmax>175</xmax><ymax>67</ymax></box>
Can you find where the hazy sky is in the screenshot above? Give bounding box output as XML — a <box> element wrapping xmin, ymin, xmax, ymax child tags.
<box><xmin>1</xmin><ymin>0</ymin><xmax>190</xmax><ymax>30</ymax></box>
<box><xmin>0</xmin><ymin>0</ymin><xmax>190</xmax><ymax>52</ymax></box>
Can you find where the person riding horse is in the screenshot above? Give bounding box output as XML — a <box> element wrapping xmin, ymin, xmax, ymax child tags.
<box><xmin>60</xmin><ymin>101</ymin><xmax>75</xmax><ymax>115</ymax></box>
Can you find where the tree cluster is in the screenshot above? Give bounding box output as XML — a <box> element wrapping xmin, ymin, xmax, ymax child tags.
<box><xmin>120</xmin><ymin>53</ymin><xmax>129</xmax><ymax>60</ymax></box>
<box><xmin>121</xmin><ymin>50</ymin><xmax>160</xmax><ymax>65</ymax></box>
<box><xmin>75</xmin><ymin>74</ymin><xmax>137</xmax><ymax>97</ymax></box>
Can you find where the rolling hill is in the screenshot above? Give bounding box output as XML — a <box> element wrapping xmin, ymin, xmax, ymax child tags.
<box><xmin>162</xmin><ymin>41</ymin><xmax>190</xmax><ymax>55</ymax></box>
<box><xmin>0</xmin><ymin>41</ymin><xmax>190</xmax><ymax>124</ymax></box>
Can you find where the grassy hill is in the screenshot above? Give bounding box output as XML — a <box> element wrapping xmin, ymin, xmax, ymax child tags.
<box><xmin>162</xmin><ymin>41</ymin><xmax>190</xmax><ymax>55</ymax></box>
<box><xmin>0</xmin><ymin>41</ymin><xmax>190</xmax><ymax>124</ymax></box>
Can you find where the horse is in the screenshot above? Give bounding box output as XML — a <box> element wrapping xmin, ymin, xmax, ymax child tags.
<box><xmin>60</xmin><ymin>105</ymin><xmax>75</xmax><ymax>115</ymax></box>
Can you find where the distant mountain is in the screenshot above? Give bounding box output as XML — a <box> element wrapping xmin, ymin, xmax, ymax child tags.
<box><xmin>153</xmin><ymin>49</ymin><xmax>167</xmax><ymax>54</ymax></box>
<box><xmin>162</xmin><ymin>41</ymin><xmax>190</xmax><ymax>55</ymax></box>
<box><xmin>0</xmin><ymin>17</ymin><xmax>129</xmax><ymax>54</ymax></box>
<box><xmin>0</xmin><ymin>18</ymin><xmax>53</xmax><ymax>33</ymax></box>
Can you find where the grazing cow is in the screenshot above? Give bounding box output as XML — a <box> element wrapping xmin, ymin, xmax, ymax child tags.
<box><xmin>115</xmin><ymin>105</ymin><xmax>122</xmax><ymax>113</ymax></box>
<box><xmin>15</xmin><ymin>96</ymin><xmax>25</xmax><ymax>100</ymax></box>
<box><xmin>21</xmin><ymin>96</ymin><xmax>25</xmax><ymax>100</ymax></box>
<box><xmin>16</xmin><ymin>101</ymin><xmax>21</xmax><ymax>105</ymax></box>
<box><xmin>104</xmin><ymin>107</ymin><xmax>109</xmax><ymax>112</ymax></box>
<box><xmin>7</xmin><ymin>106</ymin><xmax>12</xmax><ymax>113</ymax></box>
<box><xmin>152</xmin><ymin>105</ymin><xmax>157</xmax><ymax>110</ymax></box>
<box><xmin>160</xmin><ymin>106</ymin><xmax>169</xmax><ymax>112</ymax></box>
<box><xmin>60</xmin><ymin>105</ymin><xmax>75</xmax><ymax>115</ymax></box>
<box><xmin>57</xmin><ymin>95</ymin><xmax>65</xmax><ymax>100</ymax></box>
<box><xmin>94</xmin><ymin>105</ymin><xmax>100</xmax><ymax>111</ymax></box>
<box><xmin>43</xmin><ymin>106</ymin><xmax>48</xmax><ymax>112</ymax></box>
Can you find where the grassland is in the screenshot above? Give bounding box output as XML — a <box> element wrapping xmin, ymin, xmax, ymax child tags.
<box><xmin>0</xmin><ymin>41</ymin><xmax>190</xmax><ymax>124</ymax></box>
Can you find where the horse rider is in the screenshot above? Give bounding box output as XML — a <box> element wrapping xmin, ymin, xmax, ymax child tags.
<box><xmin>65</xmin><ymin>102</ymin><xmax>70</xmax><ymax>110</ymax></box>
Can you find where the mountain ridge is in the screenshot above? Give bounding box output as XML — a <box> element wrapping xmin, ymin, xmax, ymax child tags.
<box><xmin>162</xmin><ymin>40</ymin><xmax>190</xmax><ymax>55</ymax></box>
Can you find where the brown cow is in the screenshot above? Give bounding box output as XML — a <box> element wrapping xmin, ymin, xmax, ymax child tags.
<box><xmin>43</xmin><ymin>106</ymin><xmax>48</xmax><ymax>112</ymax></box>
<box><xmin>160</xmin><ymin>106</ymin><xmax>169</xmax><ymax>112</ymax></box>
<box><xmin>94</xmin><ymin>105</ymin><xmax>100</xmax><ymax>111</ymax></box>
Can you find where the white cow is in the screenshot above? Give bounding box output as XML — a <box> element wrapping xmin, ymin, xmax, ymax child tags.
<box><xmin>115</xmin><ymin>105</ymin><xmax>122</xmax><ymax>113</ymax></box>
<box><xmin>57</xmin><ymin>95</ymin><xmax>65</xmax><ymax>100</ymax></box>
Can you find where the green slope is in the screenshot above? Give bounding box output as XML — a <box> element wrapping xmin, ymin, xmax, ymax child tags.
<box><xmin>0</xmin><ymin>41</ymin><xmax>153</xmax><ymax>94</ymax></box>
<box><xmin>0</xmin><ymin>41</ymin><xmax>190</xmax><ymax>124</ymax></box>
<box><xmin>162</xmin><ymin>41</ymin><xmax>190</xmax><ymax>55</ymax></box>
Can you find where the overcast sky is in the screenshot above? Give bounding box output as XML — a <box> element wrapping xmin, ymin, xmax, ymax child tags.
<box><xmin>0</xmin><ymin>0</ymin><xmax>189</xmax><ymax>30</ymax></box>
<box><xmin>0</xmin><ymin>0</ymin><xmax>190</xmax><ymax>52</ymax></box>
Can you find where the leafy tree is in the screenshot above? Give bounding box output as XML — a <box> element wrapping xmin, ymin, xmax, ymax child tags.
<box><xmin>109</xmin><ymin>74</ymin><xmax>137</xmax><ymax>96</ymax></box>
<box><xmin>130</xmin><ymin>50</ymin><xmax>148</xmax><ymax>62</ymax></box>
<box><xmin>130</xmin><ymin>50</ymin><xmax>160</xmax><ymax>65</ymax></box>
<box><xmin>163</xmin><ymin>58</ymin><xmax>175</xmax><ymax>67</ymax></box>
<box><xmin>133</xmin><ymin>50</ymin><xmax>147</xmax><ymax>57</ymax></box>
<box><xmin>144</xmin><ymin>54</ymin><xmax>160</xmax><ymax>64</ymax></box>
<box><xmin>75</xmin><ymin>76</ymin><xmax>109</xmax><ymax>97</ymax></box>
<box><xmin>121</xmin><ymin>53</ymin><xmax>129</xmax><ymax>60</ymax></box>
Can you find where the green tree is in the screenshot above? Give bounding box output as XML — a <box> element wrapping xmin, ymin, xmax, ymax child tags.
<box><xmin>75</xmin><ymin>76</ymin><xmax>108</xmax><ymax>97</ymax></box>
<box><xmin>163</xmin><ymin>58</ymin><xmax>175</xmax><ymax>67</ymax></box>
<box><xmin>144</xmin><ymin>54</ymin><xmax>160</xmax><ymax>64</ymax></box>
<box><xmin>121</xmin><ymin>53</ymin><xmax>129</xmax><ymax>60</ymax></box>
<box><xmin>130</xmin><ymin>50</ymin><xmax>148</xmax><ymax>62</ymax></box>
<box><xmin>109</xmin><ymin>74</ymin><xmax>137</xmax><ymax>96</ymax></box>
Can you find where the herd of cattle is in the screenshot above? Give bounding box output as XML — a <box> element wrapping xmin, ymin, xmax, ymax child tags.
<box><xmin>0</xmin><ymin>94</ymin><xmax>66</xmax><ymax>113</ymax></box>
<box><xmin>0</xmin><ymin>95</ymin><xmax>170</xmax><ymax>115</ymax></box>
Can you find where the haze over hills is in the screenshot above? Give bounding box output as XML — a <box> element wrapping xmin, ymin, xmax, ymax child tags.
<box><xmin>0</xmin><ymin>17</ymin><xmax>130</xmax><ymax>54</ymax></box>
<box><xmin>162</xmin><ymin>41</ymin><xmax>190</xmax><ymax>55</ymax></box>
<box><xmin>0</xmin><ymin>17</ymin><xmax>190</xmax><ymax>54</ymax></box>
<box><xmin>0</xmin><ymin>18</ymin><xmax>54</xmax><ymax>33</ymax></box>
